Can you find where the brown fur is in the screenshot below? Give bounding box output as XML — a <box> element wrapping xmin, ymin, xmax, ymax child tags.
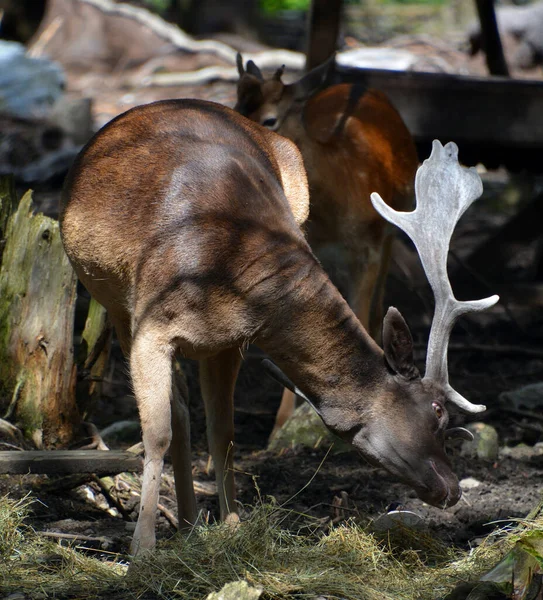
<box><xmin>235</xmin><ymin>64</ymin><xmax>419</xmax><ymax>435</ymax></box>
<box><xmin>61</xmin><ymin>99</ymin><xmax>459</xmax><ymax>556</ymax></box>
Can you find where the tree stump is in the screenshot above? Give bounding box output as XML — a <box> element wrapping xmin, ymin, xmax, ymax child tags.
<box><xmin>0</xmin><ymin>183</ymin><xmax>80</xmax><ymax>448</ymax></box>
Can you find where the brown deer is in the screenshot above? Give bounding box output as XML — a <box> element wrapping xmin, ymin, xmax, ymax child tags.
<box><xmin>235</xmin><ymin>55</ymin><xmax>420</xmax><ymax>436</ymax></box>
<box><xmin>60</xmin><ymin>98</ymin><xmax>497</xmax><ymax>555</ymax></box>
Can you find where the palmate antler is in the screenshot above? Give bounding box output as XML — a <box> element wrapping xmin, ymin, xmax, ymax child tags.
<box><xmin>371</xmin><ymin>140</ymin><xmax>499</xmax><ymax>413</ymax></box>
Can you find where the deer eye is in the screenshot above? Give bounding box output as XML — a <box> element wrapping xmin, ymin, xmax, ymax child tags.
<box><xmin>432</xmin><ymin>402</ymin><xmax>444</xmax><ymax>419</ymax></box>
<box><xmin>262</xmin><ymin>117</ymin><xmax>278</xmax><ymax>129</ymax></box>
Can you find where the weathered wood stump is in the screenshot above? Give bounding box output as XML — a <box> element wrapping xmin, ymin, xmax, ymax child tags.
<box><xmin>0</xmin><ymin>182</ymin><xmax>80</xmax><ymax>448</ymax></box>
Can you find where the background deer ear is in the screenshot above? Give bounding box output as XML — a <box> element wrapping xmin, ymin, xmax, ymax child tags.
<box><xmin>246</xmin><ymin>60</ymin><xmax>264</xmax><ymax>80</ymax></box>
<box><xmin>382</xmin><ymin>307</ymin><xmax>419</xmax><ymax>380</ymax></box>
<box><xmin>292</xmin><ymin>53</ymin><xmax>336</xmax><ymax>100</ymax></box>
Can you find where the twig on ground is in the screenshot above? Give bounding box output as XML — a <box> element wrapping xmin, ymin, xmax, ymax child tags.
<box><xmin>157</xmin><ymin>502</ymin><xmax>179</xmax><ymax>529</ymax></box>
<box><xmin>40</xmin><ymin>531</ymin><xmax>114</xmax><ymax>547</ymax></box>
<box><xmin>92</xmin><ymin>475</ymin><xmax>132</xmax><ymax>520</ymax></box>
<box><xmin>79</xmin><ymin>422</ymin><xmax>110</xmax><ymax>451</ymax></box>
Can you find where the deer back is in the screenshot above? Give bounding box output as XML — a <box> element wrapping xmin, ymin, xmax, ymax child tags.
<box><xmin>60</xmin><ymin>99</ymin><xmax>311</xmax><ymax>355</ymax></box>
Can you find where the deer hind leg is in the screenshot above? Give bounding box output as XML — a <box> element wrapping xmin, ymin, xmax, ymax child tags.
<box><xmin>170</xmin><ymin>361</ymin><xmax>197</xmax><ymax>531</ymax></box>
<box><xmin>199</xmin><ymin>348</ymin><xmax>242</xmax><ymax>523</ymax></box>
<box><xmin>129</xmin><ymin>327</ymin><xmax>178</xmax><ymax>555</ymax></box>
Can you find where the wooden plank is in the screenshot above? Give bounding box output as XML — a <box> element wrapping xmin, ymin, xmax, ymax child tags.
<box><xmin>475</xmin><ymin>0</ymin><xmax>509</xmax><ymax>76</ymax></box>
<box><xmin>332</xmin><ymin>65</ymin><xmax>543</xmax><ymax>171</ymax></box>
<box><xmin>334</xmin><ymin>67</ymin><xmax>543</xmax><ymax>146</ymax></box>
<box><xmin>0</xmin><ymin>450</ymin><xmax>142</xmax><ymax>475</ymax></box>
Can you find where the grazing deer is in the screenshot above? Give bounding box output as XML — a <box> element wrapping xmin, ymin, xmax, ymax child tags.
<box><xmin>235</xmin><ymin>55</ymin><xmax>420</xmax><ymax>436</ymax></box>
<box><xmin>60</xmin><ymin>98</ymin><xmax>497</xmax><ymax>555</ymax></box>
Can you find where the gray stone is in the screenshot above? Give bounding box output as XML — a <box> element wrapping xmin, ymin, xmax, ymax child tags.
<box><xmin>372</xmin><ymin>509</ymin><xmax>425</xmax><ymax>532</ymax></box>
<box><xmin>268</xmin><ymin>402</ymin><xmax>349</xmax><ymax>453</ymax></box>
<box><xmin>460</xmin><ymin>477</ymin><xmax>482</xmax><ymax>490</ymax></box>
<box><xmin>500</xmin><ymin>442</ymin><xmax>543</xmax><ymax>460</ymax></box>
<box><xmin>499</xmin><ymin>382</ymin><xmax>543</xmax><ymax>411</ymax></box>
<box><xmin>461</xmin><ymin>423</ymin><xmax>499</xmax><ymax>461</ymax></box>
<box><xmin>0</xmin><ymin>41</ymin><xmax>64</xmax><ymax>119</ymax></box>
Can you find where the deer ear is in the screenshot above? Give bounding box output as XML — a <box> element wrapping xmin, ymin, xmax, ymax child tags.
<box><xmin>246</xmin><ymin>60</ymin><xmax>264</xmax><ymax>80</ymax></box>
<box><xmin>382</xmin><ymin>307</ymin><xmax>419</xmax><ymax>380</ymax></box>
<box><xmin>292</xmin><ymin>53</ymin><xmax>336</xmax><ymax>100</ymax></box>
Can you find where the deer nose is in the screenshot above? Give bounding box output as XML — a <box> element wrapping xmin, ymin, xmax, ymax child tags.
<box><xmin>418</xmin><ymin>460</ymin><xmax>461</xmax><ymax>508</ymax></box>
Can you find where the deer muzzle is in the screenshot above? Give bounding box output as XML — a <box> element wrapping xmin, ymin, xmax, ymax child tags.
<box><xmin>413</xmin><ymin>459</ymin><xmax>462</xmax><ymax>508</ymax></box>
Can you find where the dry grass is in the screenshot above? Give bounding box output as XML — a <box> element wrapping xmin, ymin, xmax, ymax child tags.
<box><xmin>1</xmin><ymin>493</ymin><xmax>539</xmax><ymax>600</ymax></box>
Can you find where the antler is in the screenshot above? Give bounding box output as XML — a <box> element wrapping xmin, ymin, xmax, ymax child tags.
<box><xmin>371</xmin><ymin>140</ymin><xmax>499</xmax><ymax>413</ymax></box>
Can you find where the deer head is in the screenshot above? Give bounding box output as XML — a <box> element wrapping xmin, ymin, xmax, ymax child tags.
<box><xmin>264</xmin><ymin>140</ymin><xmax>498</xmax><ymax>507</ymax></box>
<box><xmin>235</xmin><ymin>53</ymin><xmax>335</xmax><ymax>131</ymax></box>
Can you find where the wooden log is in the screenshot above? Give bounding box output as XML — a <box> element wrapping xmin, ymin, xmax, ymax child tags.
<box><xmin>0</xmin><ymin>186</ymin><xmax>80</xmax><ymax>448</ymax></box>
<box><xmin>0</xmin><ymin>450</ymin><xmax>142</xmax><ymax>475</ymax></box>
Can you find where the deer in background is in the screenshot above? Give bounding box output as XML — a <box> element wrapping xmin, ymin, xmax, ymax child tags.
<box><xmin>235</xmin><ymin>55</ymin><xmax>420</xmax><ymax>437</ymax></box>
<box><xmin>60</xmin><ymin>97</ymin><xmax>497</xmax><ymax>555</ymax></box>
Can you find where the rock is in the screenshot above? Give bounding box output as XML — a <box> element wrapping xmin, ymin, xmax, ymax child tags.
<box><xmin>0</xmin><ymin>40</ymin><xmax>64</xmax><ymax>119</ymax></box>
<box><xmin>500</xmin><ymin>442</ymin><xmax>543</xmax><ymax>460</ymax></box>
<box><xmin>206</xmin><ymin>581</ymin><xmax>262</xmax><ymax>600</ymax></box>
<box><xmin>372</xmin><ymin>509</ymin><xmax>425</xmax><ymax>533</ymax></box>
<box><xmin>461</xmin><ymin>423</ymin><xmax>499</xmax><ymax>461</ymax></box>
<box><xmin>499</xmin><ymin>382</ymin><xmax>543</xmax><ymax>411</ymax></box>
<box><xmin>460</xmin><ymin>477</ymin><xmax>482</xmax><ymax>490</ymax></box>
<box><xmin>268</xmin><ymin>402</ymin><xmax>349</xmax><ymax>453</ymax></box>
<box><xmin>48</xmin><ymin>95</ymin><xmax>94</xmax><ymax>146</ymax></box>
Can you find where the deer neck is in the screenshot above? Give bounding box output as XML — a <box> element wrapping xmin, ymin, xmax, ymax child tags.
<box><xmin>255</xmin><ymin>264</ymin><xmax>384</xmax><ymax>433</ymax></box>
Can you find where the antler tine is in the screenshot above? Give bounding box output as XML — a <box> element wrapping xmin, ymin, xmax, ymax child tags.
<box><xmin>273</xmin><ymin>64</ymin><xmax>285</xmax><ymax>81</ymax></box>
<box><xmin>371</xmin><ymin>140</ymin><xmax>499</xmax><ymax>413</ymax></box>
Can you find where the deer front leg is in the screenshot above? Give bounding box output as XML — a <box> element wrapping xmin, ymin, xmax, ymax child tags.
<box><xmin>199</xmin><ymin>348</ymin><xmax>242</xmax><ymax>523</ymax></box>
<box><xmin>130</xmin><ymin>330</ymin><xmax>175</xmax><ymax>555</ymax></box>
